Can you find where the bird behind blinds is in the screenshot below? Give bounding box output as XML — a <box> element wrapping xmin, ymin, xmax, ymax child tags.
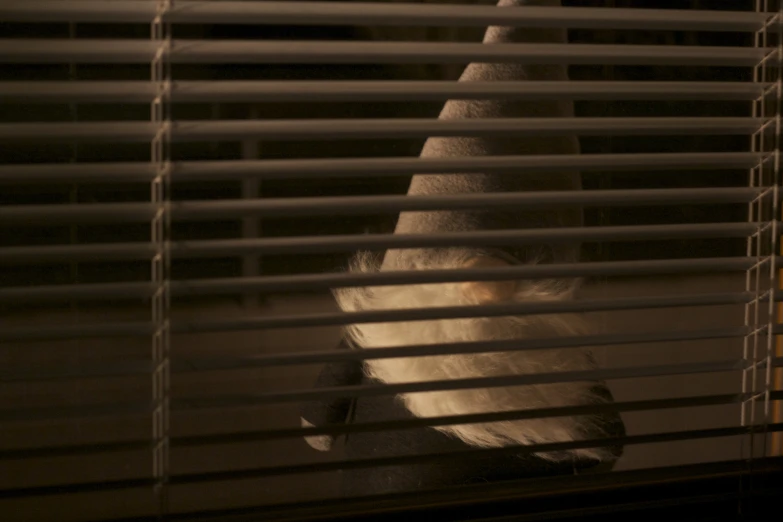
<box><xmin>302</xmin><ymin>0</ymin><xmax>625</xmax><ymax>495</ymax></box>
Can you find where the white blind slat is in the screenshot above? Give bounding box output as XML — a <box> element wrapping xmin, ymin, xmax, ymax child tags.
<box><xmin>5</xmin><ymin>392</ymin><xmax>776</xmax><ymax>461</ymax></box>
<box><xmin>0</xmin><ymin>223</ymin><xmax>765</xmax><ymax>264</ymax></box>
<box><xmin>176</xmin><ymin>291</ymin><xmax>768</xmax><ymax>333</ymax></box>
<box><xmin>0</xmin><ymin>40</ymin><xmax>766</xmax><ymax>66</ymax></box>
<box><xmin>0</xmin><ymin>260</ymin><xmax>774</xmax><ymax>303</ymax></box>
<box><xmin>0</xmin><ymin>152</ymin><xmax>765</xmax><ymax>184</ymax></box>
<box><xmin>0</xmin><ymin>327</ymin><xmax>759</xmax><ymax>383</ymax></box>
<box><xmin>0</xmin><ymin>359</ymin><xmax>778</xmax><ymax>415</ymax></box>
<box><xmin>0</xmin><ymin>1</ymin><xmax>771</xmax><ymax>33</ymax></box>
<box><xmin>0</xmin><ymin>118</ymin><xmax>767</xmax><ymax>143</ymax></box>
<box><xmin>0</xmin><ymin>188</ymin><xmax>766</xmax><ymax>225</ymax></box>
<box><xmin>0</xmin><ymin>81</ymin><xmax>769</xmax><ymax>104</ymax></box>
<box><xmin>0</xmin><ymin>291</ymin><xmax>770</xmax><ymax>340</ymax></box>
<box><xmin>1</xmin><ymin>424</ymin><xmax>780</xmax><ymax>500</ymax></box>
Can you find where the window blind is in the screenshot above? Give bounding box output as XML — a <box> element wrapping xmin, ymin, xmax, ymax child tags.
<box><xmin>1</xmin><ymin>1</ymin><xmax>782</xmax><ymax>521</ymax></box>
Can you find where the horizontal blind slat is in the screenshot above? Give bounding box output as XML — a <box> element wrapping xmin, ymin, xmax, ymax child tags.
<box><xmin>0</xmin><ymin>222</ymin><xmax>765</xmax><ymax>264</ymax></box>
<box><xmin>0</xmin><ymin>326</ymin><xmax>755</xmax><ymax>383</ymax></box>
<box><xmin>0</xmin><ymin>40</ymin><xmax>766</xmax><ymax>66</ymax></box>
<box><xmin>173</xmin><ymin>390</ymin><xmax>783</xmax><ymax>446</ymax></box>
<box><xmin>5</xmin><ymin>392</ymin><xmax>780</xmax><ymax>460</ymax></box>
<box><xmin>170</xmin><ymin>358</ymin><xmax>783</xmax><ymax>406</ymax></box>
<box><xmin>0</xmin><ymin>188</ymin><xmax>769</xmax><ymax>224</ymax></box>
<box><xmin>0</xmin><ymin>258</ymin><xmax>775</xmax><ymax>303</ymax></box>
<box><xmin>0</xmin><ymin>257</ymin><xmax>773</xmax><ymax>303</ymax></box>
<box><xmin>169</xmin><ymin>326</ymin><xmax>771</xmax><ymax>369</ymax></box>
<box><xmin>2</xmin><ymin>424</ymin><xmax>781</xmax><ymax>499</ymax></box>
<box><xmin>0</xmin><ymin>118</ymin><xmax>766</xmax><ymax>143</ymax></box>
<box><xmin>0</xmin><ymin>152</ymin><xmax>765</xmax><ymax>184</ymax></box>
<box><xmin>150</xmin><ymin>257</ymin><xmax>783</xmax><ymax>294</ymax></box>
<box><xmin>1</xmin><ymin>292</ymin><xmax>774</xmax><ymax>341</ymax></box>
<box><xmin>0</xmin><ymin>1</ymin><xmax>771</xmax><ymax>32</ymax></box>
<box><xmin>177</xmin><ymin>291</ymin><xmax>774</xmax><ymax>333</ymax></box>
<box><xmin>0</xmin><ymin>359</ymin><xmax>779</xmax><ymax>428</ymax></box>
<box><xmin>170</xmin><ymin>422</ymin><xmax>783</xmax><ymax>479</ymax></box>
<box><xmin>0</xmin><ymin>80</ymin><xmax>770</xmax><ymax>104</ymax></box>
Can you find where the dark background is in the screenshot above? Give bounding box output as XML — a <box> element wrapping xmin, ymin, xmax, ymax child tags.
<box><xmin>0</xmin><ymin>2</ymin><xmax>775</xmax><ymax>520</ymax></box>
